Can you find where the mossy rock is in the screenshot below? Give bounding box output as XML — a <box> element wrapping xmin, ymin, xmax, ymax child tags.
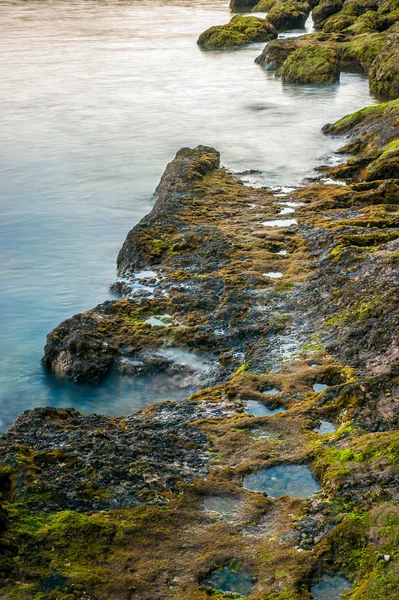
<box><xmin>323</xmin><ymin>12</ymin><xmax>357</xmax><ymax>30</ymax></box>
<box><xmin>345</xmin><ymin>9</ymin><xmax>382</xmax><ymax>32</ymax></box>
<box><xmin>255</xmin><ymin>38</ymin><xmax>299</xmax><ymax>67</ymax></box>
<box><xmin>277</xmin><ymin>45</ymin><xmax>340</xmax><ymax>84</ymax></box>
<box><xmin>336</xmin><ymin>32</ymin><xmax>387</xmax><ymax>71</ymax></box>
<box><xmin>313</xmin><ymin>0</ymin><xmax>343</xmax><ymax>27</ymax></box>
<box><xmin>197</xmin><ymin>15</ymin><xmax>277</xmax><ymax>49</ymax></box>
<box><xmin>369</xmin><ymin>36</ymin><xmax>399</xmax><ymax>99</ymax></box>
<box><xmin>364</xmin><ymin>140</ymin><xmax>399</xmax><ymax>180</ymax></box>
<box><xmin>266</xmin><ymin>0</ymin><xmax>311</xmax><ymax>29</ymax></box>
<box><xmin>230</xmin><ymin>0</ymin><xmax>258</xmax><ymax>6</ymax></box>
<box><xmin>252</xmin><ymin>0</ymin><xmax>277</xmax><ymax>10</ymax></box>
<box><xmin>342</xmin><ymin>0</ymin><xmax>378</xmax><ymax>16</ymax></box>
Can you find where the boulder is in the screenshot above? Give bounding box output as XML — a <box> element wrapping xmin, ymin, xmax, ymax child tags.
<box><xmin>198</xmin><ymin>15</ymin><xmax>277</xmax><ymax>49</ymax></box>
<box><xmin>255</xmin><ymin>38</ymin><xmax>300</xmax><ymax>67</ymax></box>
<box><xmin>276</xmin><ymin>44</ymin><xmax>340</xmax><ymax>83</ymax></box>
<box><xmin>313</xmin><ymin>0</ymin><xmax>343</xmax><ymax>27</ymax></box>
<box><xmin>266</xmin><ymin>0</ymin><xmax>311</xmax><ymax>29</ymax></box>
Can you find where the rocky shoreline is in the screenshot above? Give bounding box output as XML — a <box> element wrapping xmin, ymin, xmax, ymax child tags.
<box><xmin>1</xmin><ymin>2</ymin><xmax>399</xmax><ymax>599</ymax></box>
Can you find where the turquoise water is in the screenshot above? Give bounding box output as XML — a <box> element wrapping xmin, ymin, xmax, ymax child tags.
<box><xmin>0</xmin><ymin>0</ymin><xmax>376</xmax><ymax>432</ymax></box>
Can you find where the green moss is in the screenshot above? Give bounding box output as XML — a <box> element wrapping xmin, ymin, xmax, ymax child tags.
<box><xmin>369</xmin><ymin>36</ymin><xmax>399</xmax><ymax>99</ymax></box>
<box><xmin>252</xmin><ymin>0</ymin><xmax>277</xmax><ymax>10</ymax></box>
<box><xmin>197</xmin><ymin>15</ymin><xmax>277</xmax><ymax>49</ymax></box>
<box><xmin>336</xmin><ymin>32</ymin><xmax>387</xmax><ymax>71</ymax></box>
<box><xmin>277</xmin><ymin>45</ymin><xmax>340</xmax><ymax>84</ymax></box>
<box><xmin>266</xmin><ymin>0</ymin><xmax>311</xmax><ymax>30</ymax></box>
<box><xmin>323</xmin><ymin>12</ymin><xmax>357</xmax><ymax>31</ymax></box>
<box><xmin>364</xmin><ymin>139</ymin><xmax>399</xmax><ymax>180</ymax></box>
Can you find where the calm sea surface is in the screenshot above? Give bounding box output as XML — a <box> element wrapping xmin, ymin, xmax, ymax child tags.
<box><xmin>0</xmin><ymin>0</ymin><xmax>375</xmax><ymax>431</ymax></box>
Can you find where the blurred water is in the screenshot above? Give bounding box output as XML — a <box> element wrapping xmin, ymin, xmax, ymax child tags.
<box><xmin>0</xmin><ymin>0</ymin><xmax>376</xmax><ymax>432</ymax></box>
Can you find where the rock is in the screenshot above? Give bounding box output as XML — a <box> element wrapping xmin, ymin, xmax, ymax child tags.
<box><xmin>322</xmin><ymin>11</ymin><xmax>358</xmax><ymax>30</ymax></box>
<box><xmin>313</xmin><ymin>0</ymin><xmax>344</xmax><ymax>28</ymax></box>
<box><xmin>266</xmin><ymin>0</ymin><xmax>312</xmax><ymax>30</ymax></box>
<box><xmin>252</xmin><ymin>0</ymin><xmax>277</xmax><ymax>10</ymax></box>
<box><xmin>336</xmin><ymin>32</ymin><xmax>387</xmax><ymax>71</ymax></box>
<box><xmin>0</xmin><ymin>401</ymin><xmax>238</xmax><ymax>512</ymax></box>
<box><xmin>197</xmin><ymin>15</ymin><xmax>277</xmax><ymax>50</ymax></box>
<box><xmin>230</xmin><ymin>0</ymin><xmax>258</xmax><ymax>7</ymax></box>
<box><xmin>369</xmin><ymin>36</ymin><xmax>399</xmax><ymax>99</ymax></box>
<box><xmin>255</xmin><ymin>38</ymin><xmax>299</xmax><ymax>68</ymax></box>
<box><xmin>276</xmin><ymin>45</ymin><xmax>340</xmax><ymax>84</ymax></box>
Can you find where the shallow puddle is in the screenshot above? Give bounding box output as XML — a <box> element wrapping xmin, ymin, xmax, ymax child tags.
<box><xmin>144</xmin><ymin>314</ymin><xmax>172</xmax><ymax>327</ymax></box>
<box><xmin>277</xmin><ymin>249</ymin><xmax>287</xmax><ymax>255</ymax></box>
<box><xmin>245</xmin><ymin>400</ymin><xmax>285</xmax><ymax>417</ymax></box>
<box><xmin>156</xmin><ymin>348</ymin><xmax>212</xmax><ymax>373</ymax></box>
<box><xmin>311</xmin><ymin>575</ymin><xmax>352</xmax><ymax>600</ymax></box>
<box><xmin>313</xmin><ymin>383</ymin><xmax>329</xmax><ymax>393</ymax></box>
<box><xmin>264</xmin><ymin>272</ymin><xmax>283</xmax><ymax>279</ymax></box>
<box><xmin>203</xmin><ymin>495</ymin><xmax>242</xmax><ymax>520</ymax></box>
<box><xmin>315</xmin><ymin>420</ymin><xmax>336</xmax><ymax>434</ymax></box>
<box><xmin>279</xmin><ymin>206</ymin><xmax>295</xmax><ymax>214</ymax></box>
<box><xmin>250</xmin><ymin>429</ymin><xmax>278</xmax><ymax>440</ymax></box>
<box><xmin>202</xmin><ymin>566</ymin><xmax>255</xmax><ymax>597</ymax></box>
<box><xmin>243</xmin><ymin>465</ymin><xmax>320</xmax><ymax>498</ymax></box>
<box><xmin>262</xmin><ymin>218</ymin><xmax>297</xmax><ymax>227</ymax></box>
<box><xmin>262</xmin><ymin>387</ymin><xmax>280</xmax><ymax>395</ymax></box>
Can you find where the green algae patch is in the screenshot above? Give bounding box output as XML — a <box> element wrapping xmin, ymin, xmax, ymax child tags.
<box><xmin>277</xmin><ymin>46</ymin><xmax>340</xmax><ymax>84</ymax></box>
<box><xmin>197</xmin><ymin>15</ymin><xmax>277</xmax><ymax>49</ymax></box>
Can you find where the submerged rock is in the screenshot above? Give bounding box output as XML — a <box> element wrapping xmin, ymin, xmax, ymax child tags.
<box><xmin>197</xmin><ymin>15</ymin><xmax>277</xmax><ymax>49</ymax></box>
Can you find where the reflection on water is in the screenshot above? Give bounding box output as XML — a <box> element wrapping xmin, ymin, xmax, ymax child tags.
<box><xmin>0</xmin><ymin>0</ymin><xmax>376</xmax><ymax>432</ymax></box>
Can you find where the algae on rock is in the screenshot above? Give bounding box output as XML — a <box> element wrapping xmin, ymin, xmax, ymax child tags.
<box><xmin>197</xmin><ymin>15</ymin><xmax>277</xmax><ymax>49</ymax></box>
<box><xmin>277</xmin><ymin>45</ymin><xmax>340</xmax><ymax>83</ymax></box>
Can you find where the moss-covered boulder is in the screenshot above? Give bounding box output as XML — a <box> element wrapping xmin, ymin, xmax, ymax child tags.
<box><xmin>323</xmin><ymin>12</ymin><xmax>357</xmax><ymax>30</ymax></box>
<box><xmin>369</xmin><ymin>36</ymin><xmax>399</xmax><ymax>99</ymax></box>
<box><xmin>197</xmin><ymin>15</ymin><xmax>277</xmax><ymax>49</ymax></box>
<box><xmin>266</xmin><ymin>0</ymin><xmax>311</xmax><ymax>29</ymax></box>
<box><xmin>277</xmin><ymin>45</ymin><xmax>340</xmax><ymax>83</ymax></box>
<box><xmin>345</xmin><ymin>9</ymin><xmax>382</xmax><ymax>32</ymax></box>
<box><xmin>255</xmin><ymin>38</ymin><xmax>299</xmax><ymax>67</ymax></box>
<box><xmin>364</xmin><ymin>139</ymin><xmax>399</xmax><ymax>179</ymax></box>
<box><xmin>230</xmin><ymin>0</ymin><xmax>258</xmax><ymax>7</ymax></box>
<box><xmin>342</xmin><ymin>0</ymin><xmax>379</xmax><ymax>16</ymax></box>
<box><xmin>336</xmin><ymin>31</ymin><xmax>387</xmax><ymax>70</ymax></box>
<box><xmin>378</xmin><ymin>0</ymin><xmax>399</xmax><ymax>29</ymax></box>
<box><xmin>313</xmin><ymin>0</ymin><xmax>344</xmax><ymax>27</ymax></box>
<box><xmin>252</xmin><ymin>0</ymin><xmax>277</xmax><ymax>10</ymax></box>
